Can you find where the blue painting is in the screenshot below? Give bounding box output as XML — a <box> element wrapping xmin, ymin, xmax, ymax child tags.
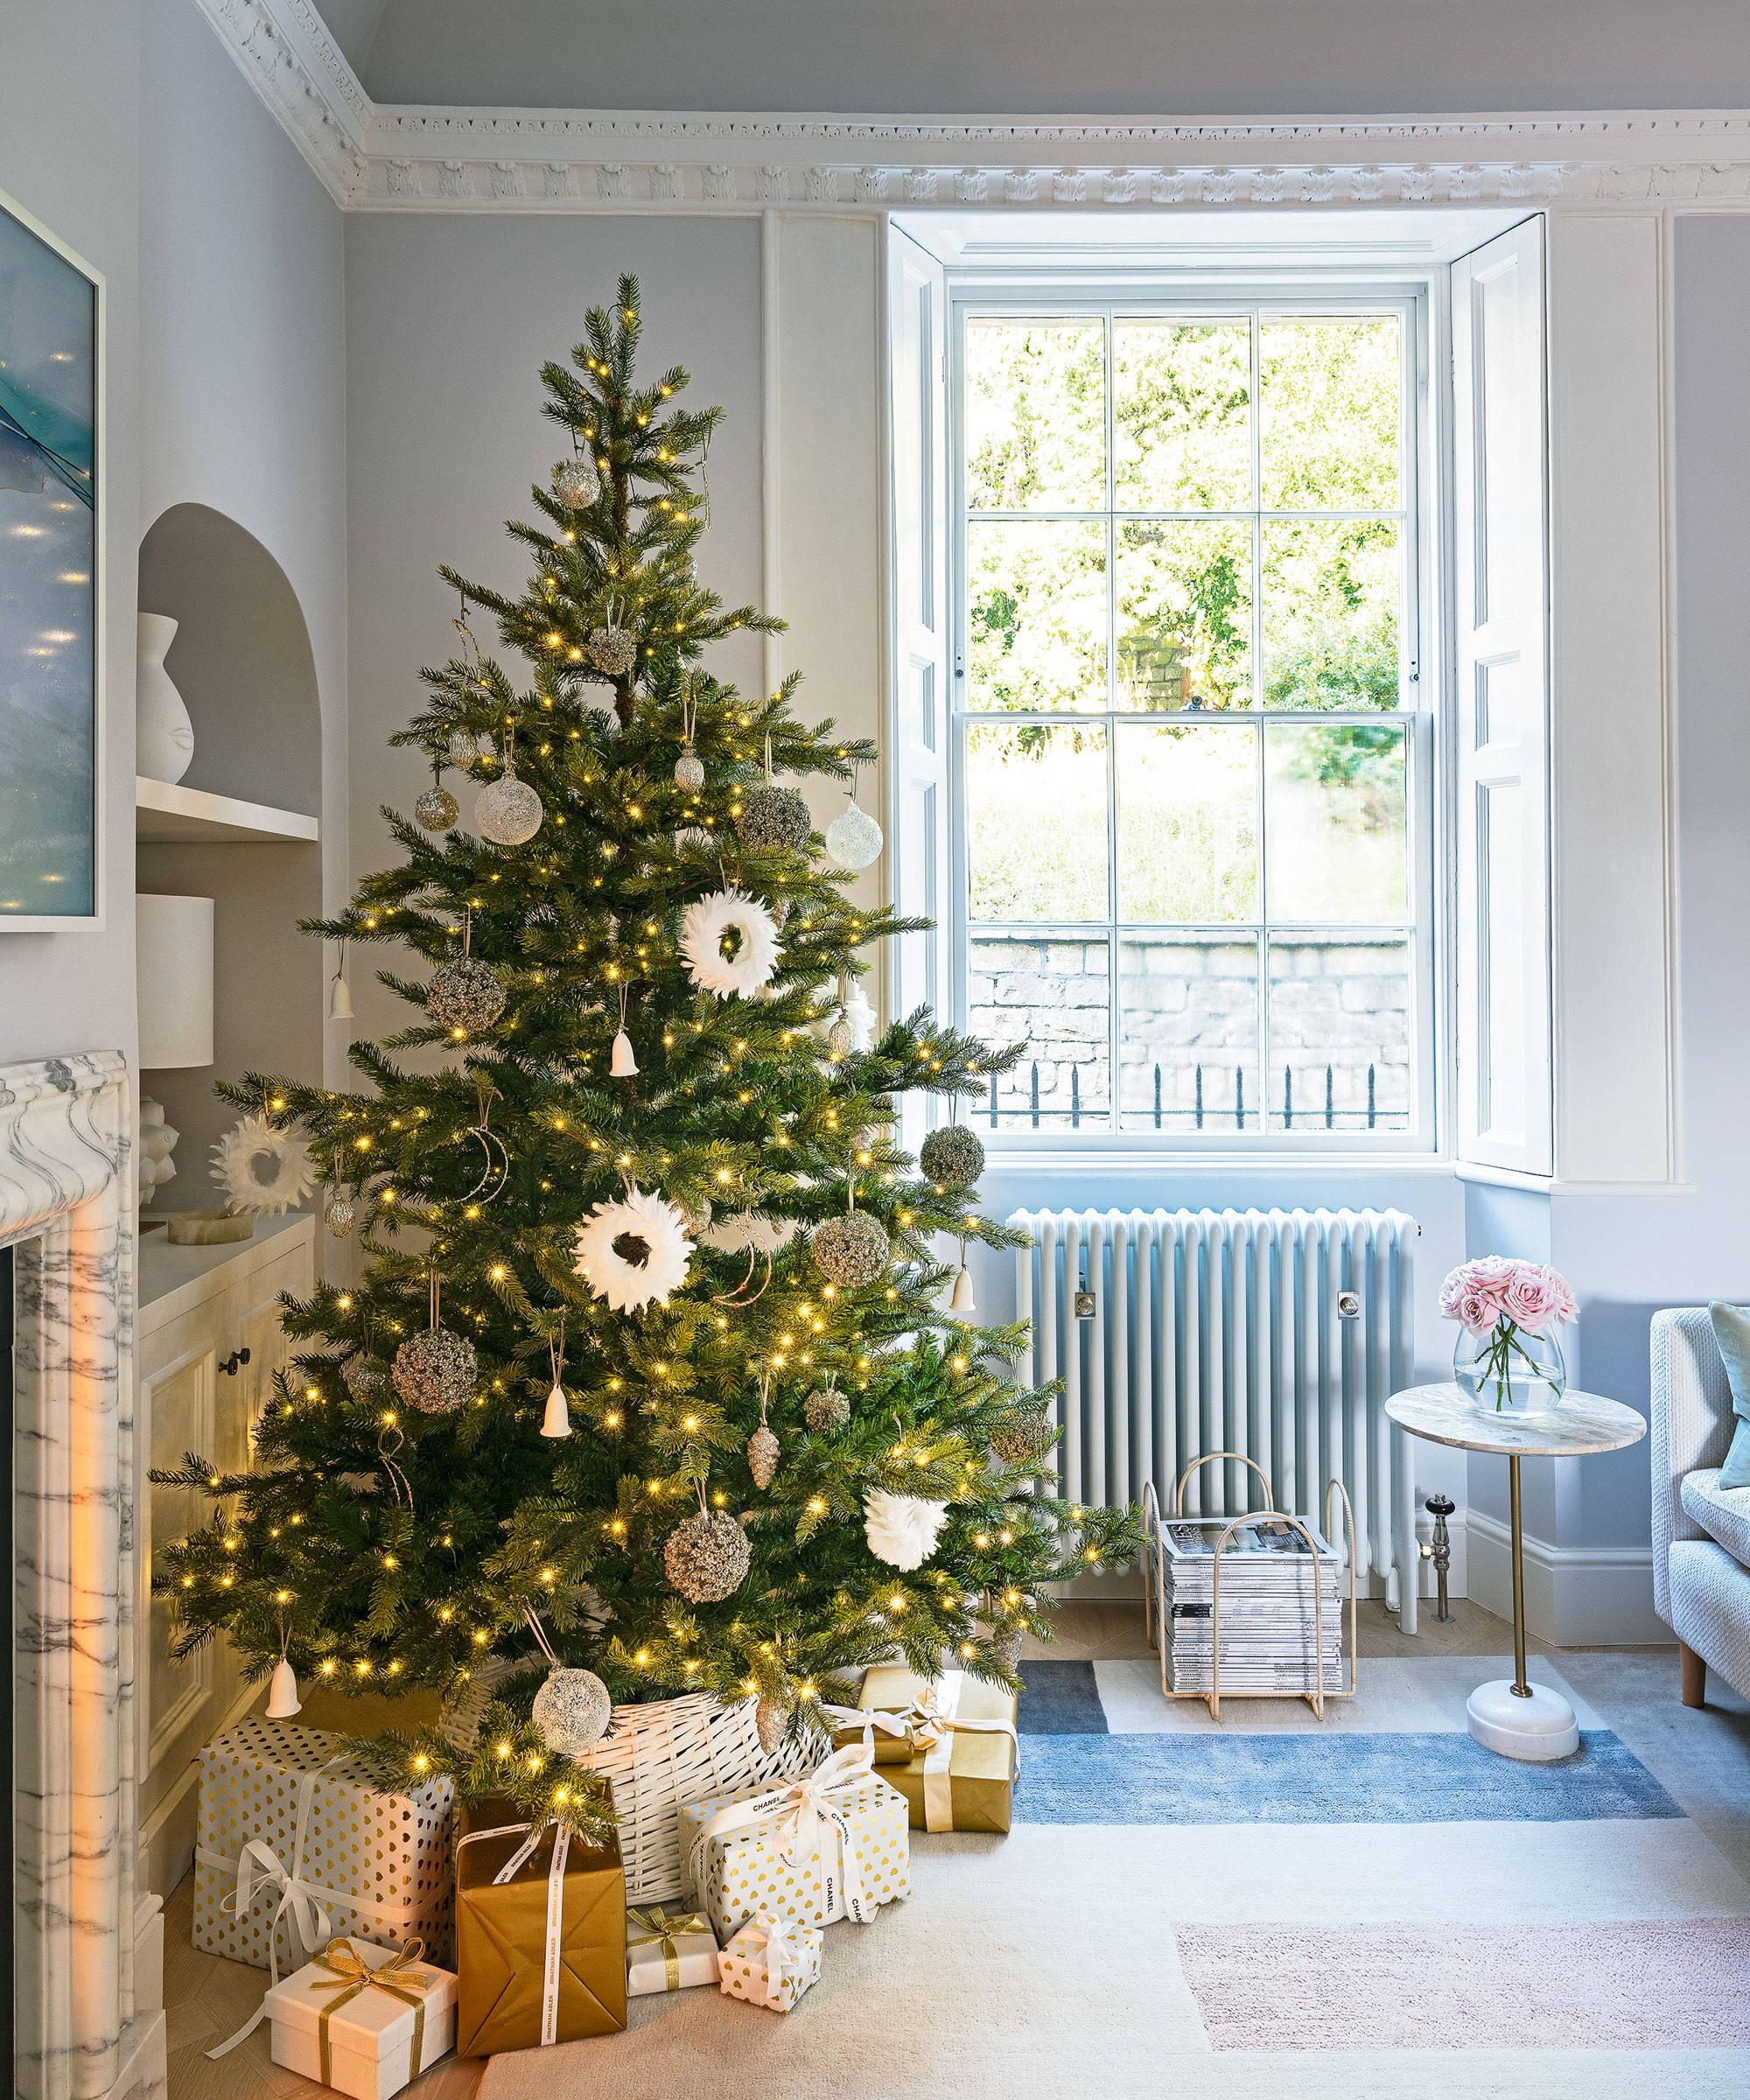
<box><xmin>0</xmin><ymin>199</ymin><xmax>96</xmax><ymax>922</ymax></box>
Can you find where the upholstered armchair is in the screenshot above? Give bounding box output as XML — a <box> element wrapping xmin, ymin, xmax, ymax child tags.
<box><xmin>1650</xmin><ymin>1308</ymin><xmax>1750</xmax><ymax>1705</ymax></box>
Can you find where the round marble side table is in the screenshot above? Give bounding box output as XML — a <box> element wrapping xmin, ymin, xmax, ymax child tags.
<box><xmin>1384</xmin><ymin>1383</ymin><xmax>1647</xmax><ymax>1762</ymax></box>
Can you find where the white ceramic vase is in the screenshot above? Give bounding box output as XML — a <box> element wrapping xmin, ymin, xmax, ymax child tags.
<box><xmin>136</xmin><ymin>612</ymin><xmax>194</xmax><ymax>784</ymax></box>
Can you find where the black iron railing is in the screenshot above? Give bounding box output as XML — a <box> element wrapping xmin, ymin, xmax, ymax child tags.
<box><xmin>986</xmin><ymin>1061</ymin><xmax>1384</xmax><ymax>1131</ymax></box>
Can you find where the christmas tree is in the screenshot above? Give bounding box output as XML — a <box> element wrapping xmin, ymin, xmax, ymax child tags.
<box><xmin>155</xmin><ymin>277</ymin><xmax>1141</xmax><ymax>1837</ymax></box>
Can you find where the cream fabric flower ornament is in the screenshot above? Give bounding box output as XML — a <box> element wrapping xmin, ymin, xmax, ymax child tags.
<box><xmin>680</xmin><ymin>886</ymin><xmax>780</xmax><ymax>999</ymax></box>
<box><xmin>574</xmin><ymin>1186</ymin><xmax>695</xmax><ymax>1312</ymax></box>
<box><xmin>209</xmin><ymin>1115</ymin><xmax>317</xmax><ymax>1215</ymax></box>
<box><xmin>864</xmin><ymin>1489</ymin><xmax>949</xmax><ymax>1571</ymax></box>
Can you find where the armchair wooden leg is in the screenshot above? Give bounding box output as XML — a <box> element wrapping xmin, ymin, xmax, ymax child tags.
<box><xmin>1679</xmin><ymin>1640</ymin><xmax>1706</xmax><ymax>1708</ymax></box>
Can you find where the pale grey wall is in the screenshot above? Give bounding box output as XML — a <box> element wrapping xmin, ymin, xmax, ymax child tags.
<box><xmin>352</xmin><ymin>0</ymin><xmax>1750</xmax><ymax>115</ymax></box>
<box><xmin>342</xmin><ymin>210</ymin><xmax>763</xmax><ymax>1043</ymax></box>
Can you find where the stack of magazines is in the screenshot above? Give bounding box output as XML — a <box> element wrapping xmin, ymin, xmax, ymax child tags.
<box><xmin>1159</xmin><ymin>1515</ymin><xmax>1347</xmax><ymax>1695</ymax></box>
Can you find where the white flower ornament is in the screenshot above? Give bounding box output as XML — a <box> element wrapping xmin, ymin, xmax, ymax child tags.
<box><xmin>574</xmin><ymin>1186</ymin><xmax>695</xmax><ymax>1312</ymax></box>
<box><xmin>864</xmin><ymin>1489</ymin><xmax>949</xmax><ymax>1571</ymax></box>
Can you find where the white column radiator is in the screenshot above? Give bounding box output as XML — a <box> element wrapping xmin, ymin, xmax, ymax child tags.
<box><xmin>1010</xmin><ymin>1207</ymin><xmax>1422</xmax><ymax>1634</ymax></box>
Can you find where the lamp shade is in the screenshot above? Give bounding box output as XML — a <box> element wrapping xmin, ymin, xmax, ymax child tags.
<box><xmin>136</xmin><ymin>893</ymin><xmax>214</xmax><ymax>1068</ymax></box>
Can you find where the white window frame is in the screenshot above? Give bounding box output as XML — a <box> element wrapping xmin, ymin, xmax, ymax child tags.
<box><xmin>944</xmin><ymin>273</ymin><xmax>1441</xmax><ymax>1157</ymax></box>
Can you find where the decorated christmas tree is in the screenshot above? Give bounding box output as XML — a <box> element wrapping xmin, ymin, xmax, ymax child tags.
<box><xmin>155</xmin><ymin>277</ymin><xmax>1141</xmax><ymax>1838</ymax></box>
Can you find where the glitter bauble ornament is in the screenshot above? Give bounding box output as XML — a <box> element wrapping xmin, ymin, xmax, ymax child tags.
<box><xmin>342</xmin><ymin>1355</ymin><xmax>391</xmax><ymax>1404</ymax></box>
<box><xmin>664</xmin><ymin>1508</ymin><xmax>752</xmax><ymax>1604</ymax></box>
<box><xmin>586</xmin><ymin>626</ymin><xmax>638</xmax><ymax>678</ymax></box>
<box><xmin>989</xmin><ymin>1407</ymin><xmax>1055</xmax><ymax>1466</ymax></box>
<box><xmin>804</xmin><ymin>1385</ymin><xmax>849</xmax><ymax>1435</ymax></box>
<box><xmin>992</xmin><ymin>1624</ymin><xmax>1025</xmax><ymax>1671</ymax></box>
<box><xmin>448</xmin><ymin>727</ymin><xmax>491</xmax><ymax>770</ymax></box>
<box><xmin>826</xmin><ymin>1012</ymin><xmax>854</xmax><ymax>1059</ymax></box>
<box><xmin>755</xmin><ymin>1695</ymin><xmax>788</xmax><ymax>1756</ymax></box>
<box><xmin>920</xmin><ymin>1124</ymin><xmax>986</xmax><ymax>1187</ymax></box>
<box><xmin>530</xmin><ymin>1666</ymin><xmax>611</xmax><ymax>1755</ymax></box>
<box><xmin>415</xmin><ymin>783</ymin><xmax>459</xmax><ymax>831</ymax></box>
<box><xmin>747</xmin><ymin>1421</ymin><xmax>780</xmax><ymax>1490</ymax></box>
<box><xmin>810</xmin><ymin>1208</ymin><xmax>890</xmax><ymax>1289</ymax></box>
<box><xmin>825</xmin><ymin>799</ymin><xmax>884</xmax><ymax>872</ymax></box>
<box><xmin>325</xmin><ymin>1195</ymin><xmax>355</xmax><ymax>1239</ymax></box>
<box><xmin>427</xmin><ymin>956</ymin><xmax>507</xmax><ymax>1034</ymax></box>
<box><xmin>553</xmin><ymin>454</ymin><xmax>600</xmax><ymax>509</ymax></box>
<box><xmin>392</xmin><ymin>1326</ymin><xmax>476</xmax><ymax>1415</ymax></box>
<box><xmin>674</xmin><ymin>744</ymin><xmax>704</xmax><ymax>792</ymax></box>
<box><xmin>736</xmin><ymin>783</ymin><xmax>811</xmax><ymax>853</ymax></box>
<box><xmin>475</xmin><ymin>771</ymin><xmax>543</xmax><ymax>847</ymax></box>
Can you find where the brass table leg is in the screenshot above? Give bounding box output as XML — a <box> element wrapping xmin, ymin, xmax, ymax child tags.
<box><xmin>1508</xmin><ymin>1452</ymin><xmax>1531</xmax><ymax>1699</ymax></box>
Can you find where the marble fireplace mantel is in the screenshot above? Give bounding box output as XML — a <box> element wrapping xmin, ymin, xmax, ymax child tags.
<box><xmin>4</xmin><ymin>1052</ymin><xmax>163</xmax><ymax>2100</ymax></box>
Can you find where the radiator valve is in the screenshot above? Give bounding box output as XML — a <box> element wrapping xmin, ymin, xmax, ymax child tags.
<box><xmin>1421</xmin><ymin>1492</ymin><xmax>1456</xmax><ymax>1623</ymax></box>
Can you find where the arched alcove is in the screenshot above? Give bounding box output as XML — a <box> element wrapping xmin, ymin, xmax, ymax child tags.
<box><xmin>136</xmin><ymin>503</ymin><xmax>323</xmax><ymax>1206</ymax></box>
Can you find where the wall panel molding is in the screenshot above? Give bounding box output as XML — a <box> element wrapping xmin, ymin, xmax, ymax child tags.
<box><xmin>191</xmin><ymin>7</ymin><xmax>1750</xmax><ymax>216</ymax></box>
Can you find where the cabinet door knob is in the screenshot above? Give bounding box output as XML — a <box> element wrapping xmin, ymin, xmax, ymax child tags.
<box><xmin>219</xmin><ymin>1348</ymin><xmax>251</xmax><ymax>1376</ymax></box>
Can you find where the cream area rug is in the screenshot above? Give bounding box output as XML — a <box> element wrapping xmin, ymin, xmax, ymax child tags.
<box><xmin>478</xmin><ymin>1656</ymin><xmax>1750</xmax><ymax>2100</ymax></box>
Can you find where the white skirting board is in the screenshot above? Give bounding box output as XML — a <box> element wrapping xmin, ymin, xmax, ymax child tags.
<box><xmin>1466</xmin><ymin>1508</ymin><xmax>1667</xmax><ymax>1646</ymax></box>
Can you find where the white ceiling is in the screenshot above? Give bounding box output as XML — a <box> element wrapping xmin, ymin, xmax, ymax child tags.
<box><xmin>311</xmin><ymin>0</ymin><xmax>1750</xmax><ymax>115</ymax></box>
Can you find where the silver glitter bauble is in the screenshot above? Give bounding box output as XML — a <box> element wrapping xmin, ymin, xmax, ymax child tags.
<box><xmin>325</xmin><ymin>1195</ymin><xmax>356</xmax><ymax>1239</ymax></box>
<box><xmin>475</xmin><ymin>773</ymin><xmax>543</xmax><ymax>847</ymax></box>
<box><xmin>448</xmin><ymin>728</ymin><xmax>491</xmax><ymax>771</ymax></box>
<box><xmin>920</xmin><ymin>1124</ymin><xmax>986</xmax><ymax>1187</ymax></box>
<box><xmin>392</xmin><ymin>1326</ymin><xmax>476</xmax><ymax>1414</ymax></box>
<box><xmin>674</xmin><ymin>744</ymin><xmax>704</xmax><ymax>792</ymax></box>
<box><xmin>804</xmin><ymin>1386</ymin><xmax>850</xmax><ymax>1435</ymax></box>
<box><xmin>736</xmin><ymin>784</ymin><xmax>811</xmax><ymax>853</ymax></box>
<box><xmin>531</xmin><ymin>1666</ymin><xmax>612</xmax><ymax>1755</ymax></box>
<box><xmin>989</xmin><ymin>1407</ymin><xmax>1055</xmax><ymax>1466</ymax></box>
<box><xmin>747</xmin><ymin>1422</ymin><xmax>780</xmax><ymax>1490</ymax></box>
<box><xmin>586</xmin><ymin>626</ymin><xmax>638</xmax><ymax>677</ymax></box>
<box><xmin>342</xmin><ymin>1354</ymin><xmax>391</xmax><ymax>1403</ymax></box>
<box><xmin>809</xmin><ymin>1209</ymin><xmax>890</xmax><ymax>1289</ymax></box>
<box><xmin>415</xmin><ymin>783</ymin><xmax>459</xmax><ymax>832</ymax></box>
<box><xmin>553</xmin><ymin>454</ymin><xmax>600</xmax><ymax>509</ymax></box>
<box><xmin>663</xmin><ymin>1508</ymin><xmax>752</xmax><ymax>1604</ymax></box>
<box><xmin>755</xmin><ymin>1695</ymin><xmax>788</xmax><ymax>1756</ymax></box>
<box><xmin>992</xmin><ymin>1624</ymin><xmax>1025</xmax><ymax>1671</ymax></box>
<box><xmin>427</xmin><ymin>956</ymin><xmax>507</xmax><ymax>1033</ymax></box>
<box><xmin>824</xmin><ymin>800</ymin><xmax>884</xmax><ymax>872</ymax></box>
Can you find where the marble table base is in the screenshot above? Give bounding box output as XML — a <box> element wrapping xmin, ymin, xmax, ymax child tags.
<box><xmin>1467</xmin><ymin>1677</ymin><xmax>1581</xmax><ymax>1761</ymax></box>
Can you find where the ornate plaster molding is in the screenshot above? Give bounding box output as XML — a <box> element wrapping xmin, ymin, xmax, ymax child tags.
<box><xmin>196</xmin><ymin>1</ymin><xmax>1750</xmax><ymax>214</ymax></box>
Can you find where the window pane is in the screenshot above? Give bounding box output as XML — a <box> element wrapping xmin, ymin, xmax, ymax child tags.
<box><xmin>1264</xmin><ymin>723</ymin><xmax>1407</xmax><ymax>922</ymax></box>
<box><xmin>1116</xmin><ymin>520</ymin><xmax>1252</xmax><ymax>712</ymax></box>
<box><xmin>1267</xmin><ymin>934</ymin><xmax>1412</xmax><ymax>1132</ymax></box>
<box><xmin>1119</xmin><ymin>934</ymin><xmax>1260</xmax><ymax>1132</ymax></box>
<box><xmin>1114</xmin><ymin>319</ymin><xmax>1250</xmax><ymax>511</ymax></box>
<box><xmin>965</xmin><ymin>318</ymin><xmax>1106</xmax><ymax>511</ymax></box>
<box><xmin>1261</xmin><ymin>518</ymin><xmax>1400</xmax><ymax>710</ymax></box>
<box><xmin>970</xmin><ymin>935</ymin><xmax>1110</xmax><ymax>1129</ymax></box>
<box><xmin>1259</xmin><ymin>317</ymin><xmax>1401</xmax><ymax>510</ymax></box>
<box><xmin>967</xmin><ymin>722</ymin><xmax>1108</xmax><ymax>922</ymax></box>
<box><xmin>1116</xmin><ymin>722</ymin><xmax>1257</xmax><ymax>924</ymax></box>
<box><xmin>967</xmin><ymin>518</ymin><xmax>1106</xmax><ymax>713</ymax></box>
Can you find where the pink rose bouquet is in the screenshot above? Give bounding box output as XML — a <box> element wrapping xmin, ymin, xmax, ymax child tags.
<box><xmin>1440</xmin><ymin>1257</ymin><xmax>1577</xmax><ymax>1410</ymax></box>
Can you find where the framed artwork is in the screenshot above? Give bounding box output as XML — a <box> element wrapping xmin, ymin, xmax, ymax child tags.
<box><xmin>0</xmin><ymin>190</ymin><xmax>101</xmax><ymax>928</ymax></box>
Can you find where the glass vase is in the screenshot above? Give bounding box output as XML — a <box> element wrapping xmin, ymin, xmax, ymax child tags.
<box><xmin>1452</xmin><ymin>1320</ymin><xmax>1568</xmax><ymax>1419</ymax></box>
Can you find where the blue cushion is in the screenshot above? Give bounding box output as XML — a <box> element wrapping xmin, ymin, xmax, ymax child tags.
<box><xmin>1705</xmin><ymin>1302</ymin><xmax>1750</xmax><ymax>1489</ymax></box>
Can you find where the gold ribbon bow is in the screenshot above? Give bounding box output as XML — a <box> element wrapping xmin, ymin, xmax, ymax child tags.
<box><xmin>309</xmin><ymin>1938</ymin><xmax>437</xmax><ymax>2089</ymax></box>
<box><xmin>627</xmin><ymin>1906</ymin><xmax>716</xmax><ymax>1992</ymax></box>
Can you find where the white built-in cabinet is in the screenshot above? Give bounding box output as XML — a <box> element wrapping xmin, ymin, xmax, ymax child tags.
<box><xmin>136</xmin><ymin>1210</ymin><xmax>315</xmax><ymax>1900</ymax></box>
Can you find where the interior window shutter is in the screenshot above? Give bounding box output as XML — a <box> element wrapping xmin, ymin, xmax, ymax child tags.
<box><xmin>1452</xmin><ymin>218</ymin><xmax>1553</xmax><ymax>1175</ymax></box>
<box><xmin>885</xmin><ymin>225</ymin><xmax>950</xmax><ymax>1144</ymax></box>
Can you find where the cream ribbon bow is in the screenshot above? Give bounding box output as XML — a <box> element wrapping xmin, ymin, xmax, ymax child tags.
<box><xmin>691</xmin><ymin>1741</ymin><xmax>879</xmax><ymax>1927</ymax></box>
<box><xmin>818</xmin><ymin>1702</ymin><xmax>913</xmax><ymax>1753</ymax></box>
<box><xmin>205</xmin><ymin>1773</ymin><xmax>334</xmax><ymax>2058</ymax></box>
<box><xmin>906</xmin><ymin>1671</ymin><xmax>1023</xmax><ymax>1832</ymax></box>
<box><xmin>738</xmin><ymin>1915</ymin><xmax>808</xmax><ymax>2009</ymax></box>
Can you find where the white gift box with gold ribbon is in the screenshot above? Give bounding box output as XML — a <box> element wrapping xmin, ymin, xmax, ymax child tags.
<box><xmin>625</xmin><ymin>1905</ymin><xmax>719</xmax><ymax>1995</ymax></box>
<box><xmin>718</xmin><ymin>1917</ymin><xmax>822</xmax><ymax>2013</ymax></box>
<box><xmin>676</xmin><ymin>1742</ymin><xmax>909</xmax><ymax>1942</ymax></box>
<box><xmin>263</xmin><ymin>1938</ymin><xmax>457</xmax><ymax>2100</ymax></box>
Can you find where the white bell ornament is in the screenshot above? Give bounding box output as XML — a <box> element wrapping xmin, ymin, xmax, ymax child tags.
<box><xmin>611</xmin><ymin>1030</ymin><xmax>637</xmax><ymax>1076</ymax></box>
<box><xmin>541</xmin><ymin>1383</ymin><xmax>570</xmax><ymax>1438</ymax></box>
<box><xmin>949</xmin><ymin>1265</ymin><xmax>977</xmax><ymax>1316</ymax></box>
<box><xmin>265</xmin><ymin>1654</ymin><xmax>302</xmax><ymax>1719</ymax></box>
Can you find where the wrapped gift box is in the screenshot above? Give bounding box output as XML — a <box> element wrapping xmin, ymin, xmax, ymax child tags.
<box><xmin>193</xmin><ymin>1718</ymin><xmax>453</xmax><ymax>1977</ymax></box>
<box><xmin>626</xmin><ymin>1905</ymin><xmax>719</xmax><ymax>1996</ymax></box>
<box><xmin>718</xmin><ymin>1919</ymin><xmax>822</xmax><ymax>2013</ymax></box>
<box><xmin>823</xmin><ymin>1708</ymin><xmax>914</xmax><ymax>1766</ymax></box>
<box><xmin>455</xmin><ymin>1813</ymin><xmax>626</xmax><ymax>2055</ymax></box>
<box><xmin>858</xmin><ymin>1666</ymin><xmax>1018</xmax><ymax>1833</ymax></box>
<box><xmin>264</xmin><ymin>1938</ymin><xmax>457</xmax><ymax>2100</ymax></box>
<box><xmin>676</xmin><ymin>1746</ymin><xmax>909</xmax><ymax>1943</ymax></box>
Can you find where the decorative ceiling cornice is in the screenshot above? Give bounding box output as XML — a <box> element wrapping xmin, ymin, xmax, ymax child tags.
<box><xmin>197</xmin><ymin>0</ymin><xmax>1750</xmax><ymax>214</ymax></box>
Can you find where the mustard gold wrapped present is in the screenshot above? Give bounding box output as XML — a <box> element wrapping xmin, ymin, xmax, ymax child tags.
<box><xmin>261</xmin><ymin>1937</ymin><xmax>457</xmax><ymax>2100</ymax></box>
<box><xmin>626</xmin><ymin>1905</ymin><xmax>718</xmax><ymax>1996</ymax></box>
<box><xmin>718</xmin><ymin>1917</ymin><xmax>822</xmax><ymax>2013</ymax></box>
<box><xmin>820</xmin><ymin>1700</ymin><xmax>914</xmax><ymax>1765</ymax></box>
<box><xmin>454</xmin><ymin>1816</ymin><xmax>626</xmax><ymax>2055</ymax></box>
<box><xmin>676</xmin><ymin>1742</ymin><xmax>909</xmax><ymax>1943</ymax></box>
<box><xmin>858</xmin><ymin>1666</ymin><xmax>1019</xmax><ymax>1833</ymax></box>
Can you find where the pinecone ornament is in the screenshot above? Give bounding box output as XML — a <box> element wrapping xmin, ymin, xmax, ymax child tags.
<box><xmin>804</xmin><ymin>1384</ymin><xmax>849</xmax><ymax>1434</ymax></box>
<box><xmin>325</xmin><ymin>1195</ymin><xmax>355</xmax><ymax>1239</ymax></box>
<box><xmin>747</xmin><ymin>1420</ymin><xmax>780</xmax><ymax>1490</ymax></box>
<box><xmin>664</xmin><ymin>1507</ymin><xmax>752</xmax><ymax>1603</ymax></box>
<box><xmin>755</xmin><ymin>1694</ymin><xmax>788</xmax><ymax>1756</ymax></box>
<box><xmin>674</xmin><ymin>743</ymin><xmax>704</xmax><ymax>791</ymax></box>
<box><xmin>992</xmin><ymin>1623</ymin><xmax>1025</xmax><ymax>1671</ymax></box>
